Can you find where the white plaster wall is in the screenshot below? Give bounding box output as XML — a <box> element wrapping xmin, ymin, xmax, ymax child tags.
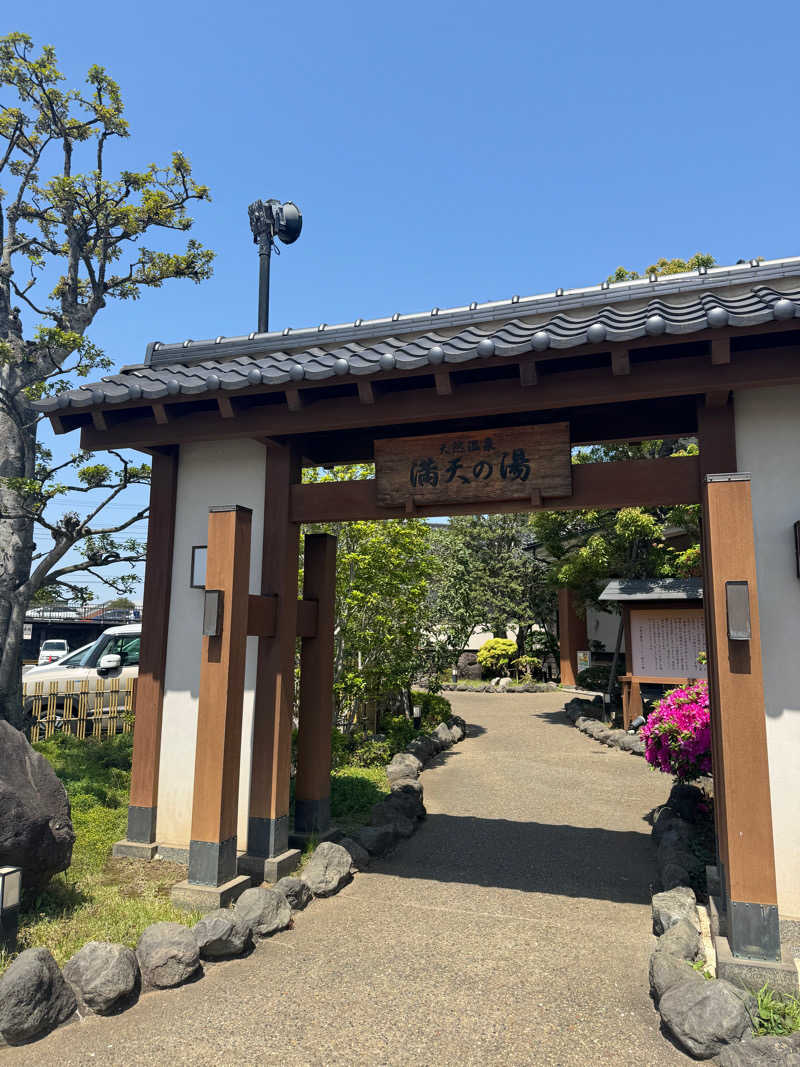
<box><xmin>156</xmin><ymin>440</ymin><xmax>266</xmax><ymax>850</ymax></box>
<box><xmin>735</xmin><ymin>387</ymin><xmax>800</xmax><ymax>918</ymax></box>
<box><xmin>586</xmin><ymin>607</ymin><xmax>624</xmax><ymax>652</ymax></box>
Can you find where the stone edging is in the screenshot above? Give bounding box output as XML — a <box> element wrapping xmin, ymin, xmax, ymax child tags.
<box><xmin>563</xmin><ymin>695</ymin><xmax>646</xmax><ymax>756</ymax></box>
<box><xmin>0</xmin><ymin>715</ymin><xmax>470</xmax><ymax>1048</ymax></box>
<box><xmin>440</xmin><ymin>681</ymin><xmax>559</xmax><ymax>695</ymax></box>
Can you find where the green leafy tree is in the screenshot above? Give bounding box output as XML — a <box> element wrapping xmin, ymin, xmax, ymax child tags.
<box><xmin>303</xmin><ymin>465</ymin><xmax>438</xmax><ymax>714</ymax></box>
<box><xmin>476</xmin><ymin>637</ymin><xmax>518</xmax><ymax>678</ymax></box>
<box><xmin>0</xmin><ymin>34</ymin><xmax>213</xmax><ymax>725</ymax></box>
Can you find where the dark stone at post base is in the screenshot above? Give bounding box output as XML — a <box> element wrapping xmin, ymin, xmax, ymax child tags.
<box><xmin>126</xmin><ymin>804</ymin><xmax>157</xmax><ymax>844</ymax></box>
<box><xmin>188</xmin><ymin>835</ymin><xmax>237</xmax><ymax>887</ymax></box>
<box><xmin>247</xmin><ymin>814</ymin><xmax>289</xmax><ymax>859</ymax></box>
<box><xmin>293</xmin><ymin>796</ymin><xmax>331</xmax><ymax>836</ymax></box>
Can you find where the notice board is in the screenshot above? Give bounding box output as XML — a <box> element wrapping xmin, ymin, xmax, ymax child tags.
<box><xmin>629</xmin><ymin>608</ymin><xmax>707</xmax><ymax>679</ymax></box>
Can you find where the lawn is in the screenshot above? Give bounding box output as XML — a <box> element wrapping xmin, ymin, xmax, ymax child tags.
<box><xmin>0</xmin><ymin>731</ymin><xmax>391</xmax><ymax>975</ymax></box>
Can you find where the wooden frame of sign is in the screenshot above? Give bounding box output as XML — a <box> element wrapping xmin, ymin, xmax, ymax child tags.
<box><xmin>374</xmin><ymin>422</ymin><xmax>572</xmax><ymax>509</ymax></box>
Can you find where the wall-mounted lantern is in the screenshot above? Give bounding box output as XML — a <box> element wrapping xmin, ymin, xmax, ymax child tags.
<box><xmin>190</xmin><ymin>546</ymin><xmax>207</xmax><ymax>589</ymax></box>
<box><xmin>725</xmin><ymin>581</ymin><xmax>752</xmax><ymax>641</ymax></box>
<box><xmin>202</xmin><ymin>590</ymin><xmax>224</xmax><ymax>638</ymax></box>
<box><xmin>0</xmin><ymin>866</ymin><xmax>22</xmax><ymax>951</ymax></box>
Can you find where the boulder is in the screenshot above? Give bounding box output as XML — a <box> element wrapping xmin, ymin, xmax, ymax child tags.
<box><xmin>449</xmin><ymin>724</ymin><xmax>464</xmax><ymax>743</ymax></box>
<box><xmin>390</xmin><ymin>776</ymin><xmax>423</xmax><ymax>798</ymax></box>
<box><xmin>338</xmin><ymin>836</ymin><xmax>370</xmax><ymax>871</ymax></box>
<box><xmin>668</xmin><ymin>783</ymin><xmax>706</xmax><ymax>823</ymax></box>
<box><xmin>629</xmin><ymin>738</ymin><xmax>646</xmax><ymax>756</ymax></box>
<box><xmin>390</xmin><ymin>813</ymin><xmax>416</xmax><ymax>838</ymax></box>
<box><xmin>377</xmin><ymin>790</ymin><xmax>424</xmax><ymax>823</ymax></box>
<box><xmin>652</xmin><ymin>886</ymin><xmax>699</xmax><ymax>935</ymax></box>
<box><xmin>234</xmin><ymin>886</ymin><xmax>291</xmax><ymax>937</ymax></box>
<box><xmin>448</xmin><ymin>714</ymin><xmax>467</xmax><ymax>734</ymax></box>
<box><xmin>0</xmin><ymin>720</ymin><xmax>75</xmax><ymax>890</ymax></box>
<box><xmin>193</xmin><ymin>909</ymin><xmax>252</xmax><ymax>959</ymax></box>
<box><xmin>497</xmin><ymin>677</ymin><xmax>511</xmax><ymax>690</ymax></box>
<box><xmin>406</xmin><ymin>737</ymin><xmax>435</xmax><ymax>763</ymax></box>
<box><xmin>62</xmin><ymin>941</ymin><xmax>139</xmax><ymax>1014</ymax></box>
<box><xmin>136</xmin><ymin>922</ymin><xmax>200</xmax><ymax>989</ymax></box>
<box><xmin>604</xmin><ymin>730</ymin><xmax>627</xmax><ymax>747</ymax></box>
<box><xmin>583</xmin><ymin>721</ymin><xmax>605</xmax><ymax>738</ymax></box>
<box><xmin>659</xmin><ymin>978</ymin><xmax>752</xmax><ymax>1059</ymax></box>
<box><xmin>301</xmin><ymin>841</ymin><xmax>353</xmax><ymax>897</ymax></box>
<box><xmin>0</xmin><ymin>947</ymin><xmax>77</xmax><ymax>1044</ymax></box>
<box><xmin>433</xmin><ymin>722</ymin><xmax>454</xmax><ymax>749</ymax></box>
<box><xmin>386</xmin><ymin>753</ymin><xmax>422</xmax><ymax>782</ymax></box>
<box><xmin>653</xmin><ymin>918</ymin><xmax>702</xmax><ymax>962</ymax></box>
<box><xmin>274</xmin><ymin>876</ymin><xmax>312</xmax><ymax>911</ymax></box>
<box><xmin>660</xmin><ymin>862</ymin><xmax>693</xmax><ymax>892</ymax></box>
<box><xmin>354</xmin><ymin>824</ymin><xmax>396</xmax><ymax>856</ymax></box>
<box><xmin>648</xmin><ymin>949</ymin><xmax>704</xmax><ymax>1003</ymax></box>
<box><xmin>616</xmin><ymin>734</ymin><xmax>638</xmax><ymax>752</ymax></box>
<box><xmin>718</xmin><ymin>1033</ymin><xmax>800</xmax><ymax>1066</ymax></box>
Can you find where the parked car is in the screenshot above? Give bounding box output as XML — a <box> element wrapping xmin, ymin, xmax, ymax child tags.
<box><xmin>25</xmin><ymin>624</ymin><xmax>141</xmax><ymax>725</ymax></box>
<box><xmin>37</xmin><ymin>638</ymin><xmax>69</xmax><ymax>665</ymax></box>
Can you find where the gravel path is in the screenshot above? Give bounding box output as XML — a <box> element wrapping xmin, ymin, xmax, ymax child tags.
<box><xmin>5</xmin><ymin>691</ymin><xmax>692</xmax><ymax>1066</ymax></box>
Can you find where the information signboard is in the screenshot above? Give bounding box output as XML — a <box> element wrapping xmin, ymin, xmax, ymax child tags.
<box><xmin>630</xmin><ymin>609</ymin><xmax>707</xmax><ymax>679</ymax></box>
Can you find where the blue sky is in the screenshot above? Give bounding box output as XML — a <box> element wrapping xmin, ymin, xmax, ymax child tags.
<box><xmin>16</xmin><ymin>0</ymin><xmax>800</xmax><ymax>598</ymax></box>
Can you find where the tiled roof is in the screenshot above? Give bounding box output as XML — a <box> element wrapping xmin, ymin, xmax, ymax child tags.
<box><xmin>34</xmin><ymin>257</ymin><xmax>800</xmax><ymax>414</ymax></box>
<box><xmin>599</xmin><ymin>578</ymin><xmax>703</xmax><ymax>601</ymax></box>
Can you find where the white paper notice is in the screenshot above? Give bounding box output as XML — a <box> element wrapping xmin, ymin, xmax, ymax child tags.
<box><xmin>630</xmin><ymin>610</ymin><xmax>707</xmax><ymax>678</ymax></box>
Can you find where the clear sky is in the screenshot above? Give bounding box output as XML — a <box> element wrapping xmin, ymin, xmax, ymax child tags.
<box><xmin>16</xmin><ymin>0</ymin><xmax>800</xmax><ymax>598</ymax></box>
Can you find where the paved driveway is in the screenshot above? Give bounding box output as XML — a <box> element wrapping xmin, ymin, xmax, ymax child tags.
<box><xmin>6</xmin><ymin>691</ymin><xmax>691</xmax><ymax>1066</ymax></box>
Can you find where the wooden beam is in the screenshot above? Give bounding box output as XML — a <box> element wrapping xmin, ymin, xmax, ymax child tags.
<box><xmin>126</xmin><ymin>447</ymin><xmax>178</xmax><ymax>845</ymax></box>
<box><xmin>187</xmin><ymin>505</ymin><xmax>252</xmax><ymax>887</ymax></box>
<box><xmin>294</xmin><ymin>533</ymin><xmax>337</xmax><ymax>835</ymax></box>
<box><xmin>558</xmin><ymin>588</ymin><xmax>587</xmax><ymax>686</ymax></box>
<box><xmin>611</xmin><ymin>350</ymin><xmax>631</xmax><ymax>376</ymax></box>
<box><xmin>296</xmin><ymin>598</ymin><xmax>318</xmax><ymax>639</ymax></box>
<box><xmin>697</xmin><ymin>398</ymin><xmax>737</xmax><ymax>475</ymax></box>
<box><xmin>289</xmin><ymin>455</ymin><xmax>701</xmax><ymax>522</ymax></box>
<box><xmin>91</xmin><ymin>409</ymin><xmax>108</xmax><ymax>432</ymax></box>
<box><xmin>703</xmin><ymin>474</ymin><xmax>779</xmax><ymax>957</ymax></box>
<box><xmin>434</xmin><ymin>371</ymin><xmax>453</xmax><ymax>396</ymax></box>
<box><xmin>79</xmin><ymin>345</ymin><xmax>800</xmax><ymax>452</ymax></box>
<box><xmin>247</xmin><ymin>594</ymin><xmax>277</xmax><ymax>637</ymax></box>
<box><xmin>218</xmin><ymin>395</ymin><xmax>236</xmax><ymax>419</ymax></box>
<box><xmin>152</xmin><ymin>402</ymin><xmax>169</xmax><ymax>425</ymax></box>
<box><xmin>711</xmin><ymin>338</ymin><xmax>732</xmax><ymax>365</ymax></box>
<box><xmin>285</xmin><ymin>387</ymin><xmax>303</xmax><ymax>412</ymax></box>
<box><xmin>519</xmin><ymin>359</ymin><xmax>538</xmax><ymax>387</ymax></box>
<box><xmin>357</xmin><ymin>380</ymin><xmax>375</xmax><ymax>405</ymax></box>
<box><xmin>704</xmin><ymin>390</ymin><xmax>730</xmax><ymax>409</ymax></box>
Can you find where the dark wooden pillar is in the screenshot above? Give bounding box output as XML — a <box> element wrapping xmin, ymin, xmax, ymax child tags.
<box><xmin>242</xmin><ymin>442</ymin><xmax>302</xmax><ymax>880</ymax></box>
<box><xmin>185</xmin><ymin>505</ymin><xmax>252</xmax><ymax>890</ymax></box>
<box><xmin>558</xmin><ymin>587</ymin><xmax>587</xmax><ymax>686</ymax></box>
<box><xmin>703</xmin><ymin>474</ymin><xmax>780</xmax><ymax>960</ymax></box>
<box><xmin>294</xmin><ymin>533</ymin><xmax>337</xmax><ymax>836</ymax></box>
<box><xmin>116</xmin><ymin>448</ymin><xmax>178</xmax><ymax>859</ymax></box>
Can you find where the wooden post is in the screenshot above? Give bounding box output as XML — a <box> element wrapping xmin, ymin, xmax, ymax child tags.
<box><xmin>241</xmin><ymin>442</ymin><xmax>302</xmax><ymax>881</ymax></box>
<box><xmin>116</xmin><ymin>448</ymin><xmax>178</xmax><ymax>859</ymax></box>
<box><xmin>185</xmin><ymin>505</ymin><xmax>252</xmax><ymax>889</ymax></box>
<box><xmin>294</xmin><ymin>533</ymin><xmax>337</xmax><ymax>836</ymax></box>
<box><xmin>558</xmin><ymin>587</ymin><xmax>587</xmax><ymax>687</ymax></box>
<box><xmin>703</xmin><ymin>474</ymin><xmax>780</xmax><ymax>960</ymax></box>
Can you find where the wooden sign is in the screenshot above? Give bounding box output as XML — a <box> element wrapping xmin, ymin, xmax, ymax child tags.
<box><xmin>630</xmin><ymin>609</ymin><xmax>707</xmax><ymax>679</ymax></box>
<box><xmin>374</xmin><ymin>423</ymin><xmax>572</xmax><ymax>507</ymax></box>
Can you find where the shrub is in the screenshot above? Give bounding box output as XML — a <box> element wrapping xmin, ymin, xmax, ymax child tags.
<box><xmin>347</xmin><ymin>737</ymin><xmax>393</xmax><ymax>768</ymax></box>
<box><xmin>476</xmin><ymin>638</ymin><xmax>518</xmax><ymax>678</ymax></box>
<box><xmin>576</xmin><ymin>664</ymin><xmax>611</xmax><ymax>691</ymax></box>
<box><xmin>641</xmin><ymin>681</ymin><xmax>711</xmax><ymax>783</ymax></box>
<box><xmin>410</xmin><ymin>690</ymin><xmax>452</xmax><ymax>731</ymax></box>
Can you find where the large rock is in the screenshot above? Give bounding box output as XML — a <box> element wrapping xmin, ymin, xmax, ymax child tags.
<box><xmin>652</xmin><ymin>806</ymin><xmax>691</xmax><ymax>844</ymax></box>
<box><xmin>0</xmin><ymin>720</ymin><xmax>75</xmax><ymax>890</ymax></box>
<box><xmin>136</xmin><ymin>922</ymin><xmax>200</xmax><ymax>989</ymax></box>
<box><xmin>234</xmin><ymin>886</ymin><xmax>291</xmax><ymax>937</ymax></box>
<box><xmin>62</xmin><ymin>941</ymin><xmax>139</xmax><ymax>1014</ymax></box>
<box><xmin>449</xmin><ymin>723</ymin><xmax>464</xmax><ymax>743</ymax></box>
<box><xmin>386</xmin><ymin>753</ymin><xmax>422</xmax><ymax>782</ymax></box>
<box><xmin>433</xmin><ymin>722</ymin><xmax>454</xmax><ymax>749</ymax></box>
<box><xmin>659</xmin><ymin>978</ymin><xmax>752</xmax><ymax>1059</ymax></box>
<box><xmin>406</xmin><ymin>737</ymin><xmax>436</xmax><ymax>764</ymax></box>
<box><xmin>301</xmin><ymin>841</ymin><xmax>353</xmax><ymax>897</ymax></box>
<box><xmin>193</xmin><ymin>909</ymin><xmax>252</xmax><ymax>959</ymax></box>
<box><xmin>668</xmin><ymin>783</ymin><xmax>706</xmax><ymax>823</ymax></box>
<box><xmin>390</xmin><ymin>776</ymin><xmax>423</xmax><ymax>798</ymax></box>
<box><xmin>718</xmin><ymin>1033</ymin><xmax>800</xmax><ymax>1065</ymax></box>
<box><xmin>652</xmin><ymin>886</ymin><xmax>699</xmax><ymax>936</ymax></box>
<box><xmin>338</xmin><ymin>836</ymin><xmax>370</xmax><ymax>871</ymax></box>
<box><xmin>653</xmin><ymin>918</ymin><xmax>702</xmax><ymax>961</ymax></box>
<box><xmin>0</xmin><ymin>947</ymin><xmax>76</xmax><ymax>1044</ymax></box>
<box><xmin>649</xmin><ymin>949</ymin><xmax>704</xmax><ymax>1003</ymax></box>
<box><xmin>373</xmin><ymin>791</ymin><xmax>424</xmax><ymax>824</ymax></box>
<box><xmin>354</xmin><ymin>824</ymin><xmax>396</xmax><ymax>856</ymax></box>
<box><xmin>274</xmin><ymin>876</ymin><xmax>312</xmax><ymax>911</ymax></box>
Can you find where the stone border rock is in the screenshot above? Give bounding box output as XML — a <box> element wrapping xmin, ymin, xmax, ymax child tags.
<box><xmin>0</xmin><ymin>716</ymin><xmax>471</xmax><ymax>1047</ymax></box>
<box><xmin>441</xmin><ymin>681</ymin><xmax>559</xmax><ymax>694</ymax></box>
<box><xmin>563</xmin><ymin>695</ymin><xmax>646</xmax><ymax>756</ymax></box>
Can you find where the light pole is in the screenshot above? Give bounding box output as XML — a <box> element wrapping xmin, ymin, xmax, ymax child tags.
<box><xmin>247</xmin><ymin>199</ymin><xmax>303</xmax><ymax>334</ymax></box>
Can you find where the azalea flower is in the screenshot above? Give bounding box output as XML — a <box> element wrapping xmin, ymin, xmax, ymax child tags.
<box><xmin>641</xmin><ymin>681</ymin><xmax>711</xmax><ymax>783</ymax></box>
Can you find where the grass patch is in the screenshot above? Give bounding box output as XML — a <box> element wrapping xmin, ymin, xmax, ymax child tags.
<box><xmin>0</xmin><ymin>734</ymin><xmax>199</xmax><ymax>976</ymax></box>
<box><xmin>330</xmin><ymin>765</ymin><xmax>390</xmax><ymax>835</ymax></box>
<box><xmin>751</xmin><ymin>984</ymin><xmax>800</xmax><ymax>1036</ymax></box>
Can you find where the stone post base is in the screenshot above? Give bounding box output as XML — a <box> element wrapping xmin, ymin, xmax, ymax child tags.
<box><xmin>170</xmin><ymin>874</ymin><xmax>251</xmax><ymax>913</ymax></box>
<box><xmin>112</xmin><ymin>839</ymin><xmax>158</xmax><ymax>861</ymax></box>
<box><xmin>237</xmin><ymin>849</ymin><xmax>301</xmax><ymax>884</ymax></box>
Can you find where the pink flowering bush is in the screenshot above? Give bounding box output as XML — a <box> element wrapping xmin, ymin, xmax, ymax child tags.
<box><xmin>641</xmin><ymin>681</ymin><xmax>712</xmax><ymax>783</ymax></box>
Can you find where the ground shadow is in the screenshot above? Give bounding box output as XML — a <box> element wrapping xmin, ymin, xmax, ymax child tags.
<box><xmin>364</xmin><ymin>812</ymin><xmax>656</xmax><ymax>906</ymax></box>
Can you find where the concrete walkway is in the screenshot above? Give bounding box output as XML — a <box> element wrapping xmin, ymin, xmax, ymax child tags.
<box><xmin>7</xmin><ymin>692</ymin><xmax>693</xmax><ymax>1066</ymax></box>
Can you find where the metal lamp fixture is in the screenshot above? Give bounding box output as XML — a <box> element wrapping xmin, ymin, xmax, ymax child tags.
<box><xmin>0</xmin><ymin>866</ymin><xmax>22</xmax><ymax>951</ymax></box>
<box><xmin>248</xmin><ymin>199</ymin><xmax>303</xmax><ymax>334</ymax></box>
